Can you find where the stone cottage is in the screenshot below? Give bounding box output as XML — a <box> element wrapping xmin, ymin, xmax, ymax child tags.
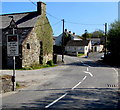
<box><xmin>1</xmin><ymin>2</ymin><xmax>53</xmax><ymax>69</ymax></box>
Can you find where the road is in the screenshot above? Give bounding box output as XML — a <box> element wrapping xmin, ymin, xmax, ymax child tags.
<box><xmin>2</xmin><ymin>53</ymin><xmax>120</xmax><ymax>109</ymax></box>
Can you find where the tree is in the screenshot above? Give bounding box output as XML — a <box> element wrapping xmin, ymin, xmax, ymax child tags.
<box><xmin>63</xmin><ymin>33</ymin><xmax>71</xmax><ymax>46</ymax></box>
<box><xmin>82</xmin><ymin>30</ymin><xmax>91</xmax><ymax>40</ymax></box>
<box><xmin>107</xmin><ymin>21</ymin><xmax>120</xmax><ymax>65</ymax></box>
<box><xmin>92</xmin><ymin>30</ymin><xmax>104</xmax><ymax>38</ymax></box>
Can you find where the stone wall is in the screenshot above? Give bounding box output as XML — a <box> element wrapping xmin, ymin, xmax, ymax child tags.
<box><xmin>22</xmin><ymin>28</ymin><xmax>40</xmax><ymax>67</ymax></box>
<box><xmin>0</xmin><ymin>75</ymin><xmax>13</xmax><ymax>93</ymax></box>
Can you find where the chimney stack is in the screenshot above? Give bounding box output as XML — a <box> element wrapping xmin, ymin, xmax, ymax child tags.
<box><xmin>73</xmin><ymin>32</ymin><xmax>75</xmax><ymax>35</ymax></box>
<box><xmin>37</xmin><ymin>1</ymin><xmax>46</xmax><ymax>15</ymax></box>
<box><xmin>65</xmin><ymin>29</ymin><xmax>67</xmax><ymax>32</ymax></box>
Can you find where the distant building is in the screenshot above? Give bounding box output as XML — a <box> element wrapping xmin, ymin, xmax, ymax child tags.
<box><xmin>55</xmin><ymin>29</ymin><xmax>82</xmax><ymax>46</ymax></box>
<box><xmin>65</xmin><ymin>40</ymin><xmax>91</xmax><ymax>56</ymax></box>
<box><xmin>87</xmin><ymin>37</ymin><xmax>104</xmax><ymax>52</ymax></box>
<box><xmin>1</xmin><ymin>2</ymin><xmax>53</xmax><ymax>69</ymax></box>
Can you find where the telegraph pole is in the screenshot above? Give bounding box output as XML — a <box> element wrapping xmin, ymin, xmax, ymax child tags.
<box><xmin>62</xmin><ymin>19</ymin><xmax>65</xmax><ymax>63</ymax></box>
<box><xmin>104</xmin><ymin>23</ymin><xmax>107</xmax><ymax>56</ymax></box>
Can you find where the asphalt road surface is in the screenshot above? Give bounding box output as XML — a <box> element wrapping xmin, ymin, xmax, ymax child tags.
<box><xmin>2</xmin><ymin>53</ymin><xmax>120</xmax><ymax>110</ymax></box>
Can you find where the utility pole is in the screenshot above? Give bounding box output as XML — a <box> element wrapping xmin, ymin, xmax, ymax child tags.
<box><xmin>62</xmin><ymin>19</ymin><xmax>64</xmax><ymax>63</ymax></box>
<box><xmin>104</xmin><ymin>23</ymin><xmax>107</xmax><ymax>56</ymax></box>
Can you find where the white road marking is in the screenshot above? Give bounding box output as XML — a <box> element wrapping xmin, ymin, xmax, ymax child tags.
<box><xmin>45</xmin><ymin>76</ymin><xmax>87</xmax><ymax>108</ymax></box>
<box><xmin>72</xmin><ymin>76</ymin><xmax>87</xmax><ymax>90</ymax></box>
<box><xmin>112</xmin><ymin>68</ymin><xmax>118</xmax><ymax>75</ymax></box>
<box><xmin>45</xmin><ymin>93</ymin><xmax>68</xmax><ymax>108</ymax></box>
<box><xmin>83</xmin><ymin>71</ymin><xmax>93</xmax><ymax>77</ymax></box>
<box><xmin>80</xmin><ymin>61</ymin><xmax>91</xmax><ymax>67</ymax></box>
<box><xmin>87</xmin><ymin>67</ymin><xmax>89</xmax><ymax>71</ymax></box>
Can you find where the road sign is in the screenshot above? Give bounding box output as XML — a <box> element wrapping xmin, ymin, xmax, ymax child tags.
<box><xmin>7</xmin><ymin>35</ymin><xmax>19</xmax><ymax>56</ymax></box>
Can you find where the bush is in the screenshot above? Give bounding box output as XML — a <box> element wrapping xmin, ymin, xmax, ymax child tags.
<box><xmin>47</xmin><ymin>60</ymin><xmax>54</xmax><ymax>66</ymax></box>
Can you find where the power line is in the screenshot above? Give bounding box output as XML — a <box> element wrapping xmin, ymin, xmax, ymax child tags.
<box><xmin>28</xmin><ymin>0</ymin><xmax>61</xmax><ymax>21</ymax></box>
<box><xmin>65</xmin><ymin>20</ymin><xmax>104</xmax><ymax>26</ymax></box>
<box><xmin>28</xmin><ymin>0</ymin><xmax>37</xmax><ymax>6</ymax></box>
<box><xmin>52</xmin><ymin>20</ymin><xmax>62</xmax><ymax>26</ymax></box>
<box><xmin>46</xmin><ymin>12</ymin><xmax>61</xmax><ymax>21</ymax></box>
<box><xmin>28</xmin><ymin>0</ymin><xmax>106</xmax><ymax>28</ymax></box>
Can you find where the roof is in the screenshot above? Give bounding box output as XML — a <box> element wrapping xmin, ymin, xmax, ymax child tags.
<box><xmin>87</xmin><ymin>38</ymin><xmax>101</xmax><ymax>40</ymax></box>
<box><xmin>66</xmin><ymin>40</ymin><xmax>90</xmax><ymax>46</ymax></box>
<box><xmin>0</xmin><ymin>11</ymin><xmax>40</xmax><ymax>29</ymax></box>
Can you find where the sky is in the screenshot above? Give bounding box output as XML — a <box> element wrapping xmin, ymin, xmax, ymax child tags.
<box><xmin>1</xmin><ymin>1</ymin><xmax>118</xmax><ymax>36</ymax></box>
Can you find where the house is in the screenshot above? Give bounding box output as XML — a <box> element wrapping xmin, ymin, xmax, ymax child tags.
<box><xmin>55</xmin><ymin>29</ymin><xmax>82</xmax><ymax>46</ymax></box>
<box><xmin>1</xmin><ymin>1</ymin><xmax>53</xmax><ymax>69</ymax></box>
<box><xmin>65</xmin><ymin>40</ymin><xmax>92</xmax><ymax>56</ymax></box>
<box><xmin>87</xmin><ymin>38</ymin><xmax>101</xmax><ymax>45</ymax></box>
<box><xmin>87</xmin><ymin>38</ymin><xmax>104</xmax><ymax>52</ymax></box>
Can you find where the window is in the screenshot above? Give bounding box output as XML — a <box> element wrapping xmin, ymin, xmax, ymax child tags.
<box><xmin>27</xmin><ymin>43</ymin><xmax>30</xmax><ymax>49</ymax></box>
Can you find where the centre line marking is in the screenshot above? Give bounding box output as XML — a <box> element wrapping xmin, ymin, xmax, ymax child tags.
<box><xmin>45</xmin><ymin>93</ymin><xmax>68</xmax><ymax>108</ymax></box>
<box><xmin>87</xmin><ymin>67</ymin><xmax>89</xmax><ymax>71</ymax></box>
<box><xmin>45</xmin><ymin>76</ymin><xmax>87</xmax><ymax>108</ymax></box>
<box><xmin>83</xmin><ymin>71</ymin><xmax>93</xmax><ymax>77</ymax></box>
<box><xmin>72</xmin><ymin>76</ymin><xmax>87</xmax><ymax>90</ymax></box>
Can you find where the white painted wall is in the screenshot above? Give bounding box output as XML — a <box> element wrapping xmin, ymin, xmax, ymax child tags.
<box><xmin>55</xmin><ymin>33</ymin><xmax>82</xmax><ymax>46</ymax></box>
<box><xmin>65</xmin><ymin>46</ymin><xmax>88</xmax><ymax>55</ymax></box>
<box><xmin>55</xmin><ymin>33</ymin><xmax>63</xmax><ymax>46</ymax></box>
<box><xmin>65</xmin><ymin>40</ymin><xmax>92</xmax><ymax>55</ymax></box>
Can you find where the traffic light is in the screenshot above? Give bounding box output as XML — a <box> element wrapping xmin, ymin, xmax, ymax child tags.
<box><xmin>8</xmin><ymin>35</ymin><xmax>17</xmax><ymax>42</ymax></box>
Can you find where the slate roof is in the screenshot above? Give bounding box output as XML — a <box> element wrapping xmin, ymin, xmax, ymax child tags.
<box><xmin>66</xmin><ymin>40</ymin><xmax>90</xmax><ymax>46</ymax></box>
<box><xmin>0</xmin><ymin>11</ymin><xmax>40</xmax><ymax>29</ymax></box>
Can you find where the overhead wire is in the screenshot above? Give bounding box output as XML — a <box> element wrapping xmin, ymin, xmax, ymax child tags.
<box><xmin>28</xmin><ymin>0</ymin><xmax>106</xmax><ymax>26</ymax></box>
<box><xmin>28</xmin><ymin>0</ymin><xmax>61</xmax><ymax>21</ymax></box>
<box><xmin>28</xmin><ymin>0</ymin><xmax>107</xmax><ymax>35</ymax></box>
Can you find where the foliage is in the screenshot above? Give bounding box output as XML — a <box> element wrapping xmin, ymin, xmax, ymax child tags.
<box><xmin>81</xmin><ymin>30</ymin><xmax>104</xmax><ymax>39</ymax></box>
<box><xmin>77</xmin><ymin>53</ymin><xmax>84</xmax><ymax>57</ymax></box>
<box><xmin>63</xmin><ymin>32</ymin><xmax>72</xmax><ymax>46</ymax></box>
<box><xmin>92</xmin><ymin>30</ymin><xmax>104</xmax><ymax>38</ymax></box>
<box><xmin>16</xmin><ymin>82</ymin><xmax>20</xmax><ymax>88</ymax></box>
<box><xmin>82</xmin><ymin>31</ymin><xmax>92</xmax><ymax>39</ymax></box>
<box><xmin>107</xmin><ymin>21</ymin><xmax>120</xmax><ymax>65</ymax></box>
<box><xmin>108</xmin><ymin>21</ymin><xmax>120</xmax><ymax>55</ymax></box>
<box><xmin>47</xmin><ymin>60</ymin><xmax>54</xmax><ymax>66</ymax></box>
<box><xmin>22</xmin><ymin>62</ymin><xmax>56</xmax><ymax>70</ymax></box>
<box><xmin>35</xmin><ymin>16</ymin><xmax>53</xmax><ymax>56</ymax></box>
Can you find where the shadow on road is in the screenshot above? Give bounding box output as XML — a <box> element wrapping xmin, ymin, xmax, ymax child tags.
<box><xmin>7</xmin><ymin>88</ymin><xmax>119</xmax><ymax>110</ymax></box>
<box><xmin>65</xmin><ymin>59</ymin><xmax>111</xmax><ymax>68</ymax></box>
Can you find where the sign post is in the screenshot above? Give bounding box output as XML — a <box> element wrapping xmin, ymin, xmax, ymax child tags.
<box><xmin>7</xmin><ymin>35</ymin><xmax>19</xmax><ymax>91</ymax></box>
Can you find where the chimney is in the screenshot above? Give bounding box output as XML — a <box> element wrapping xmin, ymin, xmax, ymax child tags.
<box><xmin>73</xmin><ymin>32</ymin><xmax>75</xmax><ymax>35</ymax></box>
<box><xmin>65</xmin><ymin>29</ymin><xmax>67</xmax><ymax>32</ymax></box>
<box><xmin>37</xmin><ymin>1</ymin><xmax>46</xmax><ymax>15</ymax></box>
